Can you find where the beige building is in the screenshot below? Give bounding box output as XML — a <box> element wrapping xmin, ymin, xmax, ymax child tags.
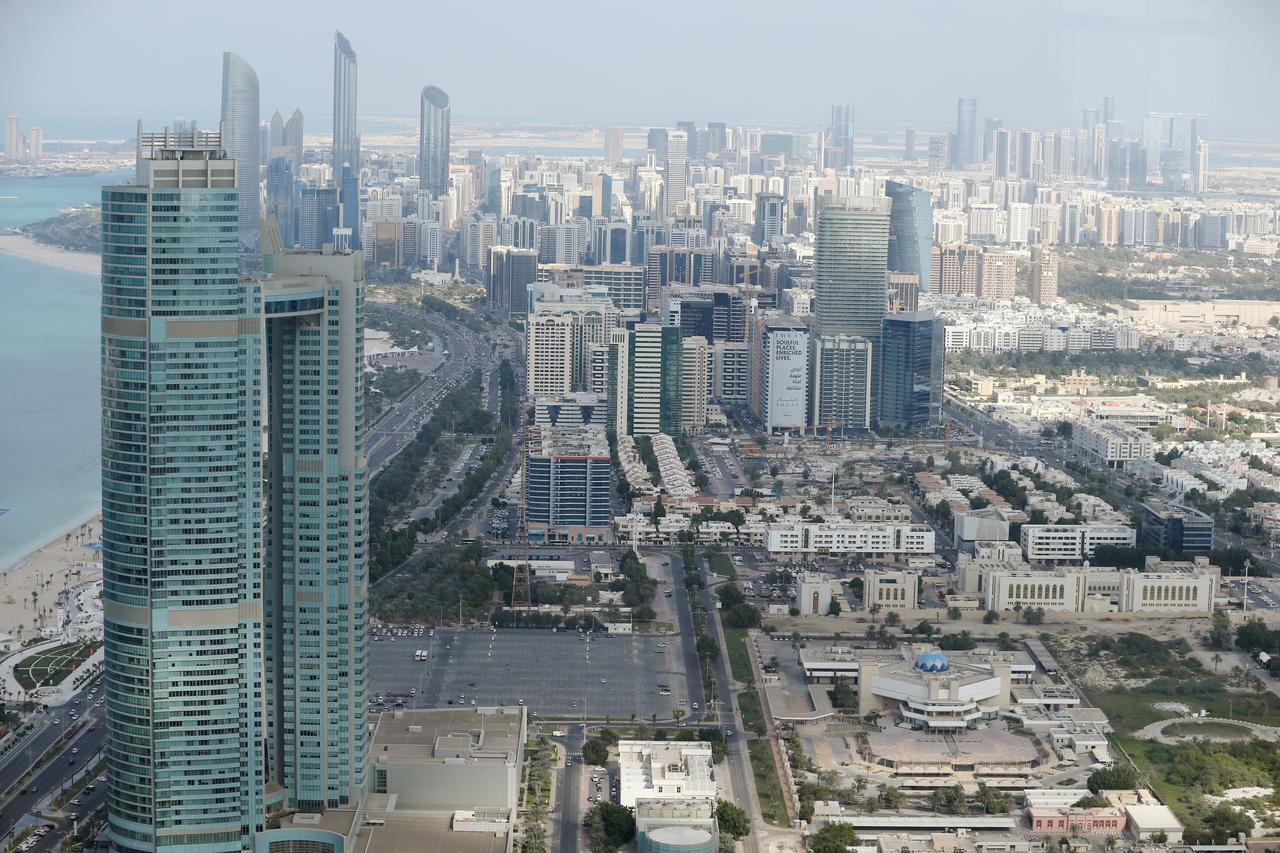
<box><xmin>863</xmin><ymin>568</ymin><xmax>920</xmax><ymax>611</ymax></box>
<box><xmin>797</xmin><ymin>572</ymin><xmax>834</xmax><ymax>615</ymax></box>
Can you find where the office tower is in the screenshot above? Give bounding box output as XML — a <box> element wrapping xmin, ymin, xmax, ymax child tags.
<box><xmin>903</xmin><ymin>128</ymin><xmax>915</xmax><ymax>161</ymax></box>
<box><xmin>884</xmin><ymin>180</ymin><xmax>932</xmax><ymax>294</ymax></box>
<box><xmin>265</xmin><ymin>156</ymin><xmax>295</xmax><ymax>246</ymax></box>
<box><xmin>1016</xmin><ymin>129</ymin><xmax>1039</xmax><ymax>180</ymax></box>
<box><xmin>259</xmin><ymin>233</ymin><xmax>367</xmax><ymax>812</ymax></box>
<box><xmin>1082</xmin><ymin>108</ymin><xmax>1100</xmax><ymax>129</ymax></box>
<box><xmin>676</xmin><ymin>120</ymin><xmax>699</xmax><ymax>159</ymax></box>
<box><xmin>4</xmin><ymin>115</ymin><xmax>19</xmax><ymax>159</ymax></box>
<box><xmin>527</xmin><ymin>312</ymin><xmax>575</xmax><ymax>396</ymax></box>
<box><xmin>706</xmin><ymin>122</ymin><xmax>727</xmax><ymax>156</ymax></box>
<box><xmin>28</xmin><ymin>127</ymin><xmax>41</xmax><ymax>159</ymax></box>
<box><xmin>753</xmin><ymin>192</ymin><xmax>784</xmax><ymax>245</ymax></box>
<box><xmin>749</xmin><ymin>316</ymin><xmax>809</xmax><ymax>432</ymax></box>
<box><xmin>979</xmin><ymin>250</ymin><xmax>1017</xmax><ymax>300</ymax></box>
<box><xmin>811</xmin><ymin>335</ymin><xmax>873</xmax><ymax>432</ymax></box>
<box><xmin>887</xmin><ymin>272</ymin><xmax>920</xmax><ymax>313</ymax></box>
<box><xmin>829</xmin><ymin>104</ymin><xmax>855</xmax><ymax>170</ymax></box>
<box><xmin>298</xmin><ymin>185</ymin><xmax>340</xmax><ymax>249</ymax></box>
<box><xmin>928</xmin><ymin>135</ymin><xmax>947</xmax><ymax>177</ymax></box>
<box><xmin>268</xmin><ymin>110</ymin><xmax>284</xmax><ymax>151</ymax></box>
<box><xmin>647</xmin><ymin>127</ymin><xmax>668</xmax><ymax>162</ymax></box>
<box><xmin>1102</xmin><ymin>94</ymin><xmax>1115</xmax><ymax>125</ymax></box>
<box><xmin>1029</xmin><ymin>246</ymin><xmax>1058</xmax><ymax>304</ymax></box>
<box><xmin>220</xmin><ymin>52</ymin><xmax>261</xmax><ymax>249</ymax></box>
<box><xmin>644</xmin><ymin>245</ymin><xmax>714</xmax><ymax>307</ymax></box>
<box><xmin>952</xmin><ymin>97</ymin><xmax>979</xmax><ymax>168</ymax></box>
<box><xmin>1187</xmin><ymin>139</ymin><xmax>1208</xmax><ymax>192</ymax></box>
<box><xmin>992</xmin><ymin>127</ymin><xmax>1013</xmax><ymax>179</ymax></box>
<box><xmin>681</xmin><ymin>336</ymin><xmax>709</xmax><ymax>434</ymax></box>
<box><xmin>332</xmin><ymin>31</ymin><xmax>358</xmax><ymax>189</ymax></box>
<box><xmin>591</xmin><ymin>173</ymin><xmax>612</xmax><ymax>219</ymax></box>
<box><xmin>664</xmin><ymin>284</ymin><xmax>747</xmax><ymax>343</ymax></box>
<box><xmin>664</xmin><ymin>130</ymin><xmax>688</xmax><ymax>216</ymax></box>
<box><xmin>606</xmin><ymin>126</ymin><xmax>624</xmax><ymax>165</ymax></box>
<box><xmin>101</xmin><ymin>124</ymin><xmax>265</xmax><ymax>853</ymax></box>
<box><xmin>983</xmin><ymin>116</ymin><xmax>1001</xmax><ymax>162</ymax></box>
<box><xmin>879</xmin><ymin>310</ymin><xmax>943</xmax><ymax>430</ymax></box>
<box><xmin>608</xmin><ymin>324</ymin><xmax>682</xmax><ymax>435</ymax></box>
<box><xmin>488</xmin><ymin>245</ymin><xmax>538</xmax><ymax>318</ymax></box>
<box><xmin>524</xmin><ymin>425</ymin><xmax>612</xmax><ymax>543</ymax></box>
<box><xmin>419</xmin><ymin>85</ymin><xmax>451</xmax><ymax>198</ymax></box>
<box><xmin>283</xmin><ymin>109</ymin><xmax>304</xmax><ymax>172</ymax></box>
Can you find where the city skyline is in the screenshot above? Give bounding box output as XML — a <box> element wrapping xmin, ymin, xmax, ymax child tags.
<box><xmin>3</xmin><ymin>0</ymin><xmax>1278</xmax><ymax>138</ymax></box>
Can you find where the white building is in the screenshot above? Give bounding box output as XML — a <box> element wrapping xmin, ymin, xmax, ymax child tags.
<box><xmin>765</xmin><ymin>521</ymin><xmax>935</xmax><ymax>558</ymax></box>
<box><xmin>1019</xmin><ymin>523</ymin><xmax>1135</xmax><ymax>563</ymax></box>
<box><xmin>797</xmin><ymin>572</ymin><xmax>833</xmax><ymax>615</ymax></box>
<box><xmin>617</xmin><ymin>740</ymin><xmax>716</xmax><ymax>808</ymax></box>
<box><xmin>863</xmin><ymin>568</ymin><xmax>920</xmax><ymax>611</ymax></box>
<box><xmin>1072</xmin><ymin>420</ymin><xmax>1154</xmax><ymax>469</ymax></box>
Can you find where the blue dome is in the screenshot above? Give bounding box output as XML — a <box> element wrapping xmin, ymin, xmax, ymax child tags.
<box><xmin>915</xmin><ymin>651</ymin><xmax>950</xmax><ymax>673</ymax></box>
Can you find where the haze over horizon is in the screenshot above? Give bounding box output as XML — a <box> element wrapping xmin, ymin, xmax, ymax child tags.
<box><xmin>3</xmin><ymin>0</ymin><xmax>1278</xmax><ymax>140</ymax></box>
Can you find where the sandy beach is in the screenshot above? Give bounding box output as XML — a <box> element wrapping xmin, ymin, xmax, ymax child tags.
<box><xmin>0</xmin><ymin>233</ymin><xmax>99</xmax><ymax>276</ymax></box>
<box><xmin>0</xmin><ymin>515</ymin><xmax>102</xmax><ymax>642</ymax></box>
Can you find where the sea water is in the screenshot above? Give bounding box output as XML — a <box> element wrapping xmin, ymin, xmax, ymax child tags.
<box><xmin>0</xmin><ymin>170</ymin><xmax>130</xmax><ymax>566</ymax></box>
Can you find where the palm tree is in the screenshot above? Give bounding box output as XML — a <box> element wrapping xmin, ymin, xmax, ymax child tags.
<box><xmin>1211</xmin><ymin>652</ymin><xmax>1223</xmax><ymax>671</ymax></box>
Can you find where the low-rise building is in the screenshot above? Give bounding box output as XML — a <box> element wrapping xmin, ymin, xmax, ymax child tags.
<box><xmin>1141</xmin><ymin>500</ymin><xmax>1214</xmax><ymax>553</ymax></box>
<box><xmin>765</xmin><ymin>521</ymin><xmax>935</xmax><ymax>558</ymax></box>
<box><xmin>618</xmin><ymin>740</ymin><xmax>716</xmax><ymax>808</ymax></box>
<box><xmin>1019</xmin><ymin>523</ymin><xmax>1136</xmax><ymax>563</ymax></box>
<box><xmin>635</xmin><ymin>799</ymin><xmax>718</xmax><ymax>853</ymax></box>
<box><xmin>797</xmin><ymin>572</ymin><xmax>834</xmax><ymax>615</ymax></box>
<box><xmin>863</xmin><ymin>568</ymin><xmax>920</xmax><ymax>611</ymax></box>
<box><xmin>1072</xmin><ymin>420</ymin><xmax>1154</xmax><ymax>469</ymax></box>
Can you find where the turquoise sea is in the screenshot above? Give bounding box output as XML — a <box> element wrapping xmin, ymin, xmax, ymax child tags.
<box><xmin>0</xmin><ymin>170</ymin><xmax>130</xmax><ymax>566</ymax></box>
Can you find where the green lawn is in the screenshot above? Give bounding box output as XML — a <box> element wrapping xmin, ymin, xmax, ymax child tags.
<box><xmin>737</xmin><ymin>690</ymin><xmax>766</xmax><ymax>737</ymax></box>
<box><xmin>1089</xmin><ymin>685</ymin><xmax>1280</xmax><ymax>734</ymax></box>
<box><xmin>722</xmin><ymin>626</ymin><xmax>754</xmax><ymax>684</ymax></box>
<box><xmin>14</xmin><ymin>641</ymin><xmax>95</xmax><ymax>691</ymax></box>
<box><xmin>747</xmin><ymin>739</ymin><xmax>788</xmax><ymax>826</ymax></box>
<box><xmin>707</xmin><ymin>552</ymin><xmax>737</xmax><ymax>578</ymax></box>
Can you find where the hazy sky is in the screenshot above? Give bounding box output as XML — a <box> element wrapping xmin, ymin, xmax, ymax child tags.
<box><xmin>3</xmin><ymin>0</ymin><xmax>1277</xmax><ymax>140</ymax></box>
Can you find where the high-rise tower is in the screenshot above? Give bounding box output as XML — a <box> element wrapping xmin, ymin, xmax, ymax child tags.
<box><xmin>332</xmin><ymin>31</ymin><xmax>358</xmax><ymax>188</ymax></box>
<box><xmin>102</xmin><ymin>124</ymin><xmax>265</xmax><ymax>853</ymax></box>
<box><xmin>952</xmin><ymin>97</ymin><xmax>979</xmax><ymax>168</ymax></box>
<box><xmin>221</xmin><ymin>52</ymin><xmax>261</xmax><ymax>249</ymax></box>
<box><xmin>884</xmin><ymin>180</ymin><xmax>933</xmax><ymax>294</ymax></box>
<box><xmin>829</xmin><ymin>104</ymin><xmax>855</xmax><ymax>170</ymax></box>
<box><xmin>419</xmin><ymin>85</ymin><xmax>451</xmax><ymax>198</ymax></box>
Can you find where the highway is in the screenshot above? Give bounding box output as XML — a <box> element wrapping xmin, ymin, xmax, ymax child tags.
<box><xmin>363</xmin><ymin>302</ymin><xmax>488</xmax><ymax>472</ymax></box>
<box><xmin>1</xmin><ymin>682</ymin><xmax>107</xmax><ymax>852</ymax></box>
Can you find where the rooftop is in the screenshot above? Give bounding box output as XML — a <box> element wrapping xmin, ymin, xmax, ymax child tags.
<box><xmin>371</xmin><ymin>707</ymin><xmax>524</xmax><ymax>766</ymax></box>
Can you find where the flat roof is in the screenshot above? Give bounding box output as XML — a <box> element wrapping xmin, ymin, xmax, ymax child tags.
<box><xmin>358</xmin><ymin>815</ymin><xmax>507</xmax><ymax>853</ymax></box>
<box><xmin>371</xmin><ymin>708</ymin><xmax>523</xmax><ymax>766</ymax></box>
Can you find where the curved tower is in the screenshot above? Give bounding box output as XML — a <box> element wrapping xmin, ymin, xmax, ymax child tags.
<box><xmin>419</xmin><ymin>85</ymin><xmax>451</xmax><ymax>198</ymax></box>
<box><xmin>220</xmin><ymin>52</ymin><xmax>260</xmax><ymax>250</ymax></box>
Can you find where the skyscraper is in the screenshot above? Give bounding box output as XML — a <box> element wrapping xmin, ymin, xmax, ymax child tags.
<box><xmin>605</xmin><ymin>126</ymin><xmax>624</xmax><ymax>165</ymax></box>
<box><xmin>298</xmin><ymin>185</ymin><xmax>340</xmax><ymax>250</ymax></box>
<box><xmin>102</xmin><ymin>123</ymin><xmax>265</xmax><ymax>853</ymax></box>
<box><xmin>265</xmin><ymin>155</ymin><xmax>295</xmax><ymax>246</ymax></box>
<box><xmin>884</xmin><ymin>180</ymin><xmax>933</xmax><ymax>294</ymax></box>
<box><xmin>221</xmin><ymin>52</ymin><xmax>260</xmax><ymax>249</ymax></box>
<box><xmin>419</xmin><ymin>85</ymin><xmax>451</xmax><ymax>198</ymax></box>
<box><xmin>102</xmin><ymin>125</ymin><xmax>368</xmax><ymax>851</ymax></box>
<box><xmin>28</xmin><ymin>126</ymin><xmax>42</xmax><ymax>159</ymax></box>
<box><xmin>664</xmin><ymin>130</ymin><xmax>688</xmax><ymax>216</ymax></box>
<box><xmin>829</xmin><ymin>104</ymin><xmax>855</xmax><ymax>170</ymax></box>
<box><xmin>879</xmin><ymin>310</ymin><xmax>943</xmax><ymax>430</ymax></box>
<box><xmin>903</xmin><ymin>127</ymin><xmax>915</xmax><ymax>161</ymax></box>
<box><xmin>952</xmin><ymin>97</ymin><xmax>979</xmax><ymax>168</ymax></box>
<box><xmin>332</xmin><ymin>31</ymin><xmax>358</xmax><ymax>189</ymax></box>
<box><xmin>489</xmin><ymin>245</ymin><xmax>538</xmax><ymax>318</ymax></box>
<box><xmin>753</xmin><ymin>192</ymin><xmax>784</xmax><ymax>245</ymax></box>
<box><xmin>814</xmin><ymin>198</ymin><xmax>890</xmax><ymax>425</ymax></box>
<box><xmin>283</xmin><ymin>108</ymin><xmax>304</xmax><ymax>173</ymax></box>
<box><xmin>4</xmin><ymin>115</ymin><xmax>20</xmax><ymax>159</ymax></box>
<box><xmin>608</xmin><ymin>324</ymin><xmax>682</xmax><ymax>435</ymax></box>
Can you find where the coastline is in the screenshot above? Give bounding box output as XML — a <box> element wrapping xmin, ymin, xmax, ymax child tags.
<box><xmin>0</xmin><ymin>233</ymin><xmax>99</xmax><ymax>277</ymax></box>
<box><xmin>0</xmin><ymin>513</ymin><xmax>102</xmax><ymax>641</ymax></box>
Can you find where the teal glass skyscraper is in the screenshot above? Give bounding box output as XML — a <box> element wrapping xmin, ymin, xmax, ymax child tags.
<box><xmin>102</xmin><ymin>124</ymin><xmax>266</xmax><ymax>853</ymax></box>
<box><xmin>884</xmin><ymin>180</ymin><xmax>933</xmax><ymax>294</ymax></box>
<box><xmin>102</xmin><ymin>128</ymin><xmax>368</xmax><ymax>851</ymax></box>
<box><xmin>418</xmin><ymin>85</ymin><xmax>451</xmax><ymax>198</ymax></box>
<box><xmin>880</xmin><ymin>309</ymin><xmax>944</xmax><ymax>430</ymax></box>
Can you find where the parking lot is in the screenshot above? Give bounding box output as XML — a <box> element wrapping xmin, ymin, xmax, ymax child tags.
<box><xmin>368</xmin><ymin>627</ymin><xmax>691</xmax><ymax>720</ymax></box>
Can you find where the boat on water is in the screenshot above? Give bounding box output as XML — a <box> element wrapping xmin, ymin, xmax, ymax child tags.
<box><xmin>4</xmin><ymin>227</ymin><xmax>19</xmax><ymax>234</ymax></box>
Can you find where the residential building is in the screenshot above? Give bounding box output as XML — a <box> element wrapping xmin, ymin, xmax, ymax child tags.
<box><xmin>812</xmin><ymin>334</ymin><xmax>873</xmax><ymax>432</ymax></box>
<box><xmin>610</xmin><ymin>324</ymin><xmax>682</xmax><ymax>436</ymax></box>
<box><xmin>1019</xmin><ymin>524</ymin><xmax>1137</xmax><ymax>563</ymax></box>
<box><xmin>765</xmin><ymin>521</ymin><xmax>935</xmax><ymax>558</ymax></box>
<box><xmin>749</xmin><ymin>316</ymin><xmax>809</xmax><ymax>433</ymax></box>
<box><xmin>1072</xmin><ymin>420</ymin><xmax>1154</xmax><ymax>469</ymax></box>
<box><xmin>524</xmin><ymin>426</ymin><xmax>613</xmax><ymax>544</ymax></box>
<box><xmin>680</xmin><ymin>336</ymin><xmax>709</xmax><ymax>435</ymax></box>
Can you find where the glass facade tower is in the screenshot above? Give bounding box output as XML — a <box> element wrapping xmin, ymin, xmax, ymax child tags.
<box><xmin>884</xmin><ymin>180</ymin><xmax>933</xmax><ymax>293</ymax></box>
<box><xmin>418</xmin><ymin>85</ymin><xmax>451</xmax><ymax>199</ymax></box>
<box><xmin>331</xmin><ymin>31</ymin><xmax>358</xmax><ymax>191</ymax></box>
<box><xmin>102</xmin><ymin>125</ymin><xmax>265</xmax><ymax>853</ymax></box>
<box><xmin>220</xmin><ymin>52</ymin><xmax>261</xmax><ymax>250</ymax></box>
<box><xmin>879</xmin><ymin>309</ymin><xmax>943</xmax><ymax>430</ymax></box>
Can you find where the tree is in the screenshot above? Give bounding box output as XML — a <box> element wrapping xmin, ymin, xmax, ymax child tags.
<box><xmin>581</xmin><ymin>737</ymin><xmax>610</xmax><ymax>766</ymax></box>
<box><xmin>983</xmin><ymin>609</ymin><xmax>999</xmax><ymax>624</ymax></box>
<box><xmin>717</xmin><ymin>583</ymin><xmax>746</xmax><ymax>609</ymax></box>
<box><xmin>1150</xmin><ymin>831</ymin><xmax>1168</xmax><ymax>844</ymax></box>
<box><xmin>724</xmin><ymin>603</ymin><xmax>763</xmax><ymax>629</ymax></box>
<box><xmin>696</xmin><ymin>635</ymin><xmax>721</xmax><ymax>661</ymax></box>
<box><xmin>1023</xmin><ymin>606</ymin><xmax>1045</xmax><ymax>625</ymax></box>
<box><xmin>809</xmin><ymin>823</ymin><xmax>860</xmax><ymax>853</ymax></box>
<box><xmin>827</xmin><ymin>599</ymin><xmax>842</xmax><ymax>617</ymax></box>
<box><xmin>585</xmin><ymin>801</ymin><xmax>635</xmax><ymax>852</ymax></box>
<box><xmin>831</xmin><ymin>681</ymin><xmax>857</xmax><ymax>710</ymax></box>
<box><xmin>1087</xmin><ymin>765</ymin><xmax>1137</xmax><ymax>794</ymax></box>
<box><xmin>946</xmin><ymin>606</ymin><xmax>962</xmax><ymax>620</ymax></box>
<box><xmin>1205</xmin><ymin>610</ymin><xmax>1233</xmax><ymax>650</ymax></box>
<box><xmin>715</xmin><ymin>799</ymin><xmax>750</xmax><ymax>839</ymax></box>
<box><xmin>884</xmin><ymin>611</ymin><xmax>901</xmax><ymax>627</ymax></box>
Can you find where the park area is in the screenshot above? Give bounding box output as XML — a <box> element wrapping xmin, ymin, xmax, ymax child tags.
<box><xmin>14</xmin><ymin>641</ymin><xmax>97</xmax><ymax>691</ymax></box>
